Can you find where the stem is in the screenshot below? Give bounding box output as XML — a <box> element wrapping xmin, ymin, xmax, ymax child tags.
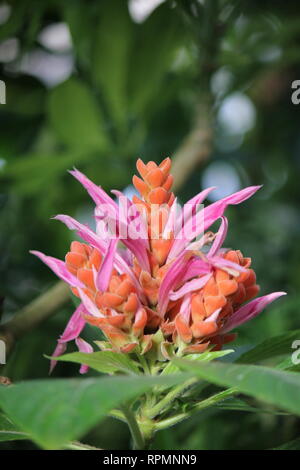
<box><xmin>108</xmin><ymin>409</ymin><xmax>126</xmax><ymax>422</ymax></box>
<box><xmin>156</xmin><ymin>413</ymin><xmax>188</xmax><ymax>430</ymax></box>
<box><xmin>193</xmin><ymin>388</ymin><xmax>237</xmax><ymax>411</ymax></box>
<box><xmin>121</xmin><ymin>404</ymin><xmax>145</xmax><ymax>450</ymax></box>
<box><xmin>138</xmin><ymin>354</ymin><xmax>151</xmax><ymax>375</ymax></box>
<box><xmin>156</xmin><ymin>388</ymin><xmax>238</xmax><ymax>430</ymax></box>
<box><xmin>144</xmin><ymin>377</ymin><xmax>198</xmax><ymax>419</ymax></box>
<box><xmin>64</xmin><ymin>441</ymin><xmax>102</xmax><ymax>450</ymax></box>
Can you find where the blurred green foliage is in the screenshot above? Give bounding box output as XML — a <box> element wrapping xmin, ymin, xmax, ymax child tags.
<box><xmin>1</xmin><ymin>0</ymin><xmax>300</xmax><ymax>450</ymax></box>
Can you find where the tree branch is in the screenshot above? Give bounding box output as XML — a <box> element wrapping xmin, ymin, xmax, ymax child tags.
<box><xmin>171</xmin><ymin>100</ymin><xmax>213</xmax><ymax>192</ymax></box>
<box><xmin>0</xmin><ymin>282</ymin><xmax>70</xmax><ymax>356</ymax></box>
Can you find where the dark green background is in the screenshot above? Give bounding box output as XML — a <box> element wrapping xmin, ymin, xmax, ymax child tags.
<box><xmin>0</xmin><ymin>0</ymin><xmax>299</xmax><ymax>449</ymax></box>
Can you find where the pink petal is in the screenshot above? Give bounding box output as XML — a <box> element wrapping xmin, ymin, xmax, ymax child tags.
<box><xmin>158</xmin><ymin>253</ymin><xmax>193</xmax><ymax>316</ymax></box>
<box><xmin>56</xmin><ymin>213</ymin><xmax>148</xmax><ymax>281</ymax></box>
<box><xmin>186</xmin><ymin>186</ymin><xmax>217</xmax><ymax>208</ymax></box>
<box><xmin>96</xmin><ymin>238</ymin><xmax>118</xmax><ymax>292</ymax></box>
<box><xmin>59</xmin><ymin>304</ymin><xmax>86</xmax><ymax>343</ymax></box>
<box><xmin>53</xmin><ymin>214</ymin><xmax>143</xmax><ymax>292</ymax></box>
<box><xmin>181</xmin><ymin>258</ymin><xmax>212</xmax><ymax>283</ymax></box>
<box><xmin>75</xmin><ymin>337</ymin><xmax>93</xmax><ymax>374</ymax></box>
<box><xmin>95</xmin><ymin>202</ymin><xmax>150</xmax><ymax>272</ymax></box>
<box><xmin>169</xmin><ymin>186</ymin><xmax>261</xmax><ymax>259</ymax></box>
<box><xmin>70</xmin><ymin>168</ymin><xmax>118</xmax><ymax>210</ymax></box>
<box><xmin>49</xmin><ymin>305</ymin><xmax>87</xmax><ymax>374</ymax></box>
<box><xmin>162</xmin><ymin>197</ymin><xmax>178</xmax><ymax>239</ymax></box>
<box><xmin>174</xmin><ymin>187</ymin><xmax>216</xmax><ymax>237</ymax></box>
<box><xmin>77</xmin><ymin>288</ymin><xmax>103</xmax><ymax>318</ymax></box>
<box><xmin>119</xmin><ymin>248</ymin><xmax>133</xmax><ymax>266</ymax></box>
<box><xmin>206</xmin><ymin>308</ymin><xmax>221</xmax><ymax>323</ymax></box>
<box><xmin>53</xmin><ymin>215</ymin><xmax>108</xmax><ymax>253</ymax></box>
<box><xmin>203</xmin><ymin>186</ymin><xmax>261</xmax><ymax>233</ymax></box>
<box><xmin>99</xmin><ymin>192</ymin><xmax>150</xmax><ymax>265</ymax></box>
<box><xmin>169</xmin><ymin>273</ymin><xmax>212</xmax><ymax>301</ymax></box>
<box><xmin>49</xmin><ymin>342</ymin><xmax>67</xmax><ymax>374</ymax></box>
<box><xmin>30</xmin><ymin>250</ymin><xmax>85</xmax><ymax>288</ymax></box>
<box><xmin>219</xmin><ymin>292</ymin><xmax>287</xmax><ymax>334</ymax></box>
<box><xmin>210</xmin><ymin>255</ymin><xmax>248</xmax><ymax>275</ymax></box>
<box><xmin>113</xmin><ymin>255</ymin><xmax>147</xmax><ymax>303</ymax></box>
<box><xmin>208</xmin><ymin>217</ymin><xmax>228</xmax><ymax>257</ymax></box>
<box><xmin>179</xmin><ymin>293</ymin><xmax>192</xmax><ymax>322</ymax></box>
<box><xmin>123</xmin><ymin>239</ymin><xmax>150</xmax><ymax>272</ymax></box>
<box><xmin>112</xmin><ymin>190</ymin><xmax>149</xmax><ymax>246</ymax></box>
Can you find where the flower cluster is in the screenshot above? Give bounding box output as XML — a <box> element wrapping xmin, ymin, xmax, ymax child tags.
<box><xmin>32</xmin><ymin>158</ymin><xmax>285</xmax><ymax>372</ymax></box>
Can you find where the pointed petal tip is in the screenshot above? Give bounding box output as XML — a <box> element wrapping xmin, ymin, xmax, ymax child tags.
<box><xmin>270</xmin><ymin>291</ymin><xmax>287</xmax><ymax>299</ymax></box>
<box><xmin>249</xmin><ymin>184</ymin><xmax>263</xmax><ymax>194</ymax></box>
<box><xmin>68</xmin><ymin>167</ymin><xmax>79</xmax><ymax>176</ymax></box>
<box><xmin>30</xmin><ymin>249</ymin><xmax>46</xmax><ymax>259</ymax></box>
<box><xmin>220</xmin><ymin>290</ymin><xmax>287</xmax><ymax>334</ymax></box>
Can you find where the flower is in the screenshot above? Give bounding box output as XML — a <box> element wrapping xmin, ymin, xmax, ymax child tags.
<box><xmin>31</xmin><ymin>158</ymin><xmax>286</xmax><ymax>371</ymax></box>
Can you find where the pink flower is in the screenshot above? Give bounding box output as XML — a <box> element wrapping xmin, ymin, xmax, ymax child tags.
<box><xmin>31</xmin><ymin>158</ymin><xmax>286</xmax><ymax>369</ymax></box>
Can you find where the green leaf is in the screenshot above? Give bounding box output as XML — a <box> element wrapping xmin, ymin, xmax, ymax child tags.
<box><xmin>175</xmin><ymin>359</ymin><xmax>300</xmax><ymax>416</ymax></box>
<box><xmin>51</xmin><ymin>351</ymin><xmax>141</xmax><ymax>375</ymax></box>
<box><xmin>0</xmin><ymin>374</ymin><xmax>190</xmax><ymax>449</ymax></box>
<box><xmin>273</xmin><ymin>437</ymin><xmax>300</xmax><ymax>450</ymax></box>
<box><xmin>47</xmin><ymin>77</ymin><xmax>109</xmax><ymax>151</ymax></box>
<box><xmin>213</xmin><ymin>398</ymin><xmax>289</xmax><ymax>415</ymax></box>
<box><xmin>92</xmin><ymin>0</ymin><xmax>133</xmax><ymax>129</ymax></box>
<box><xmin>237</xmin><ymin>329</ymin><xmax>300</xmax><ymax>364</ymax></box>
<box><xmin>162</xmin><ymin>349</ymin><xmax>234</xmax><ymax>376</ymax></box>
<box><xmin>128</xmin><ymin>3</ymin><xmax>184</xmax><ymax>115</ymax></box>
<box><xmin>276</xmin><ymin>356</ymin><xmax>300</xmax><ymax>372</ymax></box>
<box><xmin>5</xmin><ymin>152</ymin><xmax>86</xmax><ymax>195</ymax></box>
<box><xmin>0</xmin><ymin>413</ymin><xmax>28</xmax><ymax>442</ymax></box>
<box><xmin>63</xmin><ymin>1</ymin><xmax>94</xmax><ymax>70</ymax></box>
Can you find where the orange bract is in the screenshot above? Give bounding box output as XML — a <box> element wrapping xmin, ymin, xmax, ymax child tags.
<box><xmin>63</xmin><ymin>159</ymin><xmax>260</xmax><ymax>357</ymax></box>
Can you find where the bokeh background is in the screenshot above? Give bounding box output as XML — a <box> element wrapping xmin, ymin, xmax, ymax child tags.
<box><xmin>1</xmin><ymin>0</ymin><xmax>300</xmax><ymax>450</ymax></box>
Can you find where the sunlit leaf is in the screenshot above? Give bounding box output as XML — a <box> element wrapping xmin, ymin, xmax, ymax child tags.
<box><xmin>162</xmin><ymin>349</ymin><xmax>234</xmax><ymax>376</ymax></box>
<box><xmin>175</xmin><ymin>359</ymin><xmax>300</xmax><ymax>416</ymax></box>
<box><xmin>213</xmin><ymin>398</ymin><xmax>289</xmax><ymax>415</ymax></box>
<box><xmin>237</xmin><ymin>330</ymin><xmax>300</xmax><ymax>364</ymax></box>
<box><xmin>0</xmin><ymin>374</ymin><xmax>191</xmax><ymax>449</ymax></box>
<box><xmin>51</xmin><ymin>351</ymin><xmax>141</xmax><ymax>375</ymax></box>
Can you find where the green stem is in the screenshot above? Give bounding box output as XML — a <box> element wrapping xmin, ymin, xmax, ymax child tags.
<box><xmin>64</xmin><ymin>441</ymin><xmax>101</xmax><ymax>450</ymax></box>
<box><xmin>108</xmin><ymin>409</ymin><xmax>126</xmax><ymax>422</ymax></box>
<box><xmin>138</xmin><ymin>354</ymin><xmax>151</xmax><ymax>375</ymax></box>
<box><xmin>156</xmin><ymin>388</ymin><xmax>237</xmax><ymax>430</ymax></box>
<box><xmin>156</xmin><ymin>413</ymin><xmax>188</xmax><ymax>430</ymax></box>
<box><xmin>121</xmin><ymin>404</ymin><xmax>145</xmax><ymax>450</ymax></box>
<box><xmin>193</xmin><ymin>388</ymin><xmax>237</xmax><ymax>411</ymax></box>
<box><xmin>144</xmin><ymin>377</ymin><xmax>198</xmax><ymax>419</ymax></box>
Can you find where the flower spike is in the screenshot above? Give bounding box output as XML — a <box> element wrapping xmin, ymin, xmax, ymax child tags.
<box><xmin>32</xmin><ymin>158</ymin><xmax>285</xmax><ymax>368</ymax></box>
